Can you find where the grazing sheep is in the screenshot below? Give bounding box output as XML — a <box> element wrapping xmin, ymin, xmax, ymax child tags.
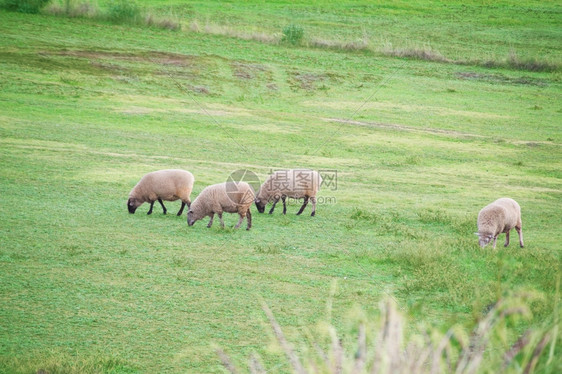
<box><xmin>127</xmin><ymin>169</ymin><xmax>194</xmax><ymax>216</ymax></box>
<box><xmin>476</xmin><ymin>198</ymin><xmax>524</xmax><ymax>249</ymax></box>
<box><xmin>255</xmin><ymin>169</ymin><xmax>322</xmax><ymax>216</ymax></box>
<box><xmin>187</xmin><ymin>182</ymin><xmax>255</xmax><ymax>230</ymax></box>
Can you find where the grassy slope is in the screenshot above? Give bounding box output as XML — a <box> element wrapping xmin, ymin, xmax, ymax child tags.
<box><xmin>0</xmin><ymin>2</ymin><xmax>561</xmax><ymax>373</ymax></box>
<box><xmin>129</xmin><ymin>0</ymin><xmax>562</xmax><ymax>63</ymax></box>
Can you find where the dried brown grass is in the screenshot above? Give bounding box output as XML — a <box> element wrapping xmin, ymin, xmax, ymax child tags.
<box><xmin>380</xmin><ymin>43</ymin><xmax>449</xmax><ymax>63</ymax></box>
<box><xmin>218</xmin><ymin>292</ymin><xmax>559</xmax><ymax>374</ymax></box>
<box><xmin>44</xmin><ymin>0</ymin><xmax>181</xmax><ymax>31</ymax></box>
<box><xmin>308</xmin><ymin>37</ymin><xmax>370</xmax><ymax>52</ymax></box>
<box><xmin>44</xmin><ymin>0</ymin><xmax>99</xmax><ymax>18</ymax></box>
<box><xmin>144</xmin><ymin>13</ymin><xmax>181</xmax><ymax>31</ymax></box>
<box><xmin>476</xmin><ymin>50</ymin><xmax>559</xmax><ymax>72</ymax></box>
<box><xmin>189</xmin><ymin>20</ymin><xmax>280</xmax><ymax>44</ymax></box>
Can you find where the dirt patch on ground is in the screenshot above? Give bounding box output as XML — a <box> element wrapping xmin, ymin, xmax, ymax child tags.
<box><xmin>44</xmin><ymin>50</ymin><xmax>198</xmax><ymax>67</ymax></box>
<box><xmin>149</xmin><ymin>51</ymin><xmax>198</xmax><ymax>67</ymax></box>
<box><xmin>455</xmin><ymin>72</ymin><xmax>547</xmax><ymax>86</ymax></box>
<box><xmin>47</xmin><ymin>50</ymin><xmax>137</xmax><ymax>60</ymax></box>
<box><xmin>43</xmin><ymin>50</ymin><xmax>201</xmax><ymax>70</ymax></box>
<box><xmin>287</xmin><ymin>70</ymin><xmax>347</xmax><ymax>91</ymax></box>
<box><xmin>190</xmin><ymin>85</ymin><xmax>210</xmax><ymax>95</ymax></box>
<box><xmin>231</xmin><ymin>62</ymin><xmax>268</xmax><ymax>80</ymax></box>
<box><xmin>35</xmin><ymin>49</ymin><xmax>203</xmax><ymax>78</ymax></box>
<box><xmin>90</xmin><ymin>61</ymin><xmax>126</xmax><ymax>72</ymax></box>
<box><xmin>288</xmin><ymin>71</ymin><xmax>326</xmax><ymax>90</ymax></box>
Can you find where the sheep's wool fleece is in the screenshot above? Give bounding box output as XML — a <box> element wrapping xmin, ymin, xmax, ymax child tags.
<box><xmin>477</xmin><ymin>198</ymin><xmax>521</xmax><ymax>234</ymax></box>
<box><xmin>132</xmin><ymin>169</ymin><xmax>193</xmax><ymax>201</ymax></box>
<box><xmin>259</xmin><ymin>169</ymin><xmax>322</xmax><ymax>199</ymax></box>
<box><xmin>193</xmin><ymin>182</ymin><xmax>255</xmax><ymax>215</ymax></box>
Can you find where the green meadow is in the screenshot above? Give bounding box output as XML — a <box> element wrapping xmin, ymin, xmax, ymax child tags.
<box><xmin>0</xmin><ymin>0</ymin><xmax>560</xmax><ymax>372</ymax></box>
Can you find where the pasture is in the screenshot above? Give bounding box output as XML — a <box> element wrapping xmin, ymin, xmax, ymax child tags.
<box><xmin>0</xmin><ymin>1</ymin><xmax>560</xmax><ymax>372</ymax></box>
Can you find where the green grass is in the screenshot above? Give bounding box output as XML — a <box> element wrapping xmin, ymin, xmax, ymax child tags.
<box><xmin>133</xmin><ymin>0</ymin><xmax>561</xmax><ymax>68</ymax></box>
<box><xmin>0</xmin><ymin>1</ymin><xmax>561</xmax><ymax>373</ymax></box>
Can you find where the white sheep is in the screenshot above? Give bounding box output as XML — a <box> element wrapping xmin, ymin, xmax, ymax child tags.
<box><xmin>255</xmin><ymin>169</ymin><xmax>322</xmax><ymax>216</ymax></box>
<box><xmin>187</xmin><ymin>181</ymin><xmax>255</xmax><ymax>230</ymax></box>
<box><xmin>127</xmin><ymin>169</ymin><xmax>194</xmax><ymax>216</ymax></box>
<box><xmin>476</xmin><ymin>198</ymin><xmax>524</xmax><ymax>249</ymax></box>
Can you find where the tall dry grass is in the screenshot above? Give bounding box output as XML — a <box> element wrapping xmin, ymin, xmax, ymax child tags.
<box><xmin>380</xmin><ymin>42</ymin><xmax>449</xmax><ymax>63</ymax></box>
<box><xmin>308</xmin><ymin>37</ymin><xmax>370</xmax><ymax>52</ymax></box>
<box><xmin>44</xmin><ymin>0</ymin><xmax>181</xmax><ymax>30</ymax></box>
<box><xmin>219</xmin><ymin>291</ymin><xmax>559</xmax><ymax>373</ymax></box>
<box><xmin>188</xmin><ymin>20</ymin><xmax>279</xmax><ymax>44</ymax></box>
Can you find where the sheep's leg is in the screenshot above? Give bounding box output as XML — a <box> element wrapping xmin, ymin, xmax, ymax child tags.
<box><xmin>492</xmin><ymin>236</ymin><xmax>498</xmax><ymax>249</ymax></box>
<box><xmin>206</xmin><ymin>213</ymin><xmax>215</xmax><ymax>228</ymax></box>
<box><xmin>246</xmin><ymin>209</ymin><xmax>252</xmax><ymax>230</ymax></box>
<box><xmin>218</xmin><ymin>212</ymin><xmax>225</xmax><ymax>228</ymax></box>
<box><xmin>158</xmin><ymin>198</ymin><xmax>167</xmax><ymax>214</ymax></box>
<box><xmin>234</xmin><ymin>213</ymin><xmax>245</xmax><ymax>229</ymax></box>
<box><xmin>516</xmin><ymin>225</ymin><xmax>524</xmax><ymax>248</ymax></box>
<box><xmin>177</xmin><ymin>202</ymin><xmax>186</xmax><ymax>216</ymax></box>
<box><xmin>269</xmin><ymin>198</ymin><xmax>280</xmax><ymax>214</ymax></box>
<box><xmin>296</xmin><ymin>196</ymin><xmax>309</xmax><ymax>215</ymax></box>
<box><xmin>147</xmin><ymin>201</ymin><xmax>155</xmax><ymax>215</ymax></box>
<box><xmin>310</xmin><ymin>196</ymin><xmax>317</xmax><ymax>217</ymax></box>
<box><xmin>504</xmin><ymin>231</ymin><xmax>510</xmax><ymax>247</ymax></box>
<box><xmin>282</xmin><ymin>196</ymin><xmax>287</xmax><ymax>215</ymax></box>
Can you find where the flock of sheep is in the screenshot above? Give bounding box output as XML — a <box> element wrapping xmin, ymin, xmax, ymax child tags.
<box><xmin>127</xmin><ymin>169</ymin><xmax>524</xmax><ymax>249</ymax></box>
<box><xmin>127</xmin><ymin>169</ymin><xmax>322</xmax><ymax>231</ymax></box>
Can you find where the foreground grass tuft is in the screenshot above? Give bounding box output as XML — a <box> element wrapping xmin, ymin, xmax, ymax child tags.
<box><xmin>219</xmin><ymin>292</ymin><xmax>560</xmax><ymax>373</ymax></box>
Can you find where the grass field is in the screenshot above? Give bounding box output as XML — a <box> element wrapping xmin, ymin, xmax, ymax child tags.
<box><xmin>0</xmin><ymin>1</ymin><xmax>561</xmax><ymax>373</ymax></box>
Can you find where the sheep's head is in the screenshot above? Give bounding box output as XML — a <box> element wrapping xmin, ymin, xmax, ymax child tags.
<box><xmin>254</xmin><ymin>198</ymin><xmax>265</xmax><ymax>213</ymax></box>
<box><xmin>127</xmin><ymin>197</ymin><xmax>141</xmax><ymax>214</ymax></box>
<box><xmin>476</xmin><ymin>232</ymin><xmax>494</xmax><ymax>248</ymax></box>
<box><xmin>187</xmin><ymin>209</ymin><xmax>198</xmax><ymax>226</ymax></box>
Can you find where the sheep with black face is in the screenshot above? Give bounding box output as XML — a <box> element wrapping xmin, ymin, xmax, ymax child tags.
<box><xmin>255</xmin><ymin>169</ymin><xmax>322</xmax><ymax>216</ymax></box>
<box><xmin>127</xmin><ymin>169</ymin><xmax>194</xmax><ymax>216</ymax></box>
<box><xmin>187</xmin><ymin>181</ymin><xmax>255</xmax><ymax>230</ymax></box>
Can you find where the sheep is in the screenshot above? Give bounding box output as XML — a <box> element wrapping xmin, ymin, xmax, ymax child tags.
<box><xmin>476</xmin><ymin>198</ymin><xmax>524</xmax><ymax>249</ymax></box>
<box><xmin>187</xmin><ymin>181</ymin><xmax>255</xmax><ymax>230</ymax></box>
<box><xmin>127</xmin><ymin>169</ymin><xmax>194</xmax><ymax>216</ymax></box>
<box><xmin>255</xmin><ymin>169</ymin><xmax>322</xmax><ymax>216</ymax></box>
